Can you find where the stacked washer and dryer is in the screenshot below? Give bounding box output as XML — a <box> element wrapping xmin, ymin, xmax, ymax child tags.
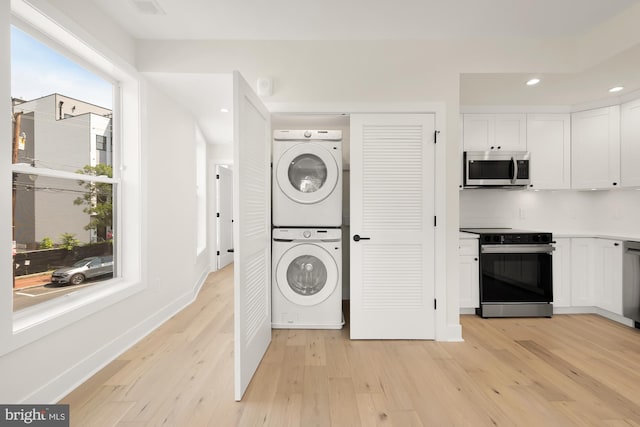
<box><xmin>271</xmin><ymin>130</ymin><xmax>344</xmax><ymax>329</ymax></box>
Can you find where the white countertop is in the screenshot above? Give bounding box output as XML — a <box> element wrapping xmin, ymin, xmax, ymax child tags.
<box><xmin>459</xmin><ymin>230</ymin><xmax>640</xmax><ymax>242</ymax></box>
<box><xmin>459</xmin><ymin>231</ymin><xmax>479</xmax><ymax>239</ymax></box>
<box><xmin>552</xmin><ymin>231</ymin><xmax>640</xmax><ymax>242</ymax></box>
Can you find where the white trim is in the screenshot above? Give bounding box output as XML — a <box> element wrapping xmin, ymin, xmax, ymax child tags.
<box><xmin>553</xmin><ymin>306</ymin><xmax>635</xmax><ymax>328</ymax></box>
<box><xmin>4</xmin><ymin>0</ymin><xmax>144</xmax><ymax>356</ymax></box>
<box><xmin>268</xmin><ymin>102</ymin><xmax>456</xmax><ymax>341</ymax></box>
<box><xmin>18</xmin><ymin>268</ymin><xmax>209</xmax><ymax>403</ymax></box>
<box><xmin>11</xmin><ymin>0</ymin><xmax>137</xmax><ymax>79</ymax></box>
<box><xmin>267</xmin><ymin>101</ymin><xmax>447</xmax><ymax>114</ymax></box>
<box><xmin>460</xmin><ymin>105</ymin><xmax>572</xmax><ymax>114</ymax></box>
<box><xmin>11</xmin><ymin>163</ymin><xmax>117</xmax><ymax>184</ymax></box>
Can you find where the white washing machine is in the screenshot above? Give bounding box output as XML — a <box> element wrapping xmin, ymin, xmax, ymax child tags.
<box><xmin>272</xmin><ymin>228</ymin><xmax>343</xmax><ymax>329</ymax></box>
<box><xmin>272</xmin><ymin>130</ymin><xmax>342</xmax><ymax>227</ymax></box>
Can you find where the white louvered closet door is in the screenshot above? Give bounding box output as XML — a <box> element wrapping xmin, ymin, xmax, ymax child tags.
<box><xmin>233</xmin><ymin>71</ymin><xmax>272</xmax><ymax>400</ymax></box>
<box><xmin>350</xmin><ymin>114</ymin><xmax>436</xmax><ymax>339</ymax></box>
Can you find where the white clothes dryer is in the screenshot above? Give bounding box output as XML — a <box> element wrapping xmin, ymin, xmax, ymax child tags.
<box><xmin>272</xmin><ymin>130</ymin><xmax>342</xmax><ymax>227</ymax></box>
<box><xmin>272</xmin><ymin>228</ymin><xmax>343</xmax><ymax>329</ymax></box>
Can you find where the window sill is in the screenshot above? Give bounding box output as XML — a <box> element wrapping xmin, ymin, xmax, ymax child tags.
<box><xmin>4</xmin><ymin>278</ymin><xmax>145</xmax><ymax>357</ymax></box>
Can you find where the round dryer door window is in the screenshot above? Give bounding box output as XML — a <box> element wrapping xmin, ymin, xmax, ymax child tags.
<box><xmin>288</xmin><ymin>154</ymin><xmax>327</xmax><ymax>193</ymax></box>
<box><xmin>276</xmin><ymin>243</ymin><xmax>338</xmax><ymax>306</ymax></box>
<box><xmin>276</xmin><ymin>143</ymin><xmax>339</xmax><ymax>204</ymax></box>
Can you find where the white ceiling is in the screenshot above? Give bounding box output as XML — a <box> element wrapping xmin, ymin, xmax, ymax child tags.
<box><xmin>94</xmin><ymin>0</ymin><xmax>637</xmax><ymax>40</ymax></box>
<box><xmin>89</xmin><ymin>0</ymin><xmax>640</xmax><ymax>144</ymax></box>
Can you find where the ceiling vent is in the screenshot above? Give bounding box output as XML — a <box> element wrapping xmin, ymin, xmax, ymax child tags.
<box><xmin>130</xmin><ymin>0</ymin><xmax>166</xmax><ymax>15</ymax></box>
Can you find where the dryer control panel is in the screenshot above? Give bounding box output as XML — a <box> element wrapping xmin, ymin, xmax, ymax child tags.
<box><xmin>273</xmin><ymin>228</ymin><xmax>341</xmax><ymax>242</ymax></box>
<box><xmin>273</xmin><ymin>129</ymin><xmax>342</xmax><ymax>141</ymax></box>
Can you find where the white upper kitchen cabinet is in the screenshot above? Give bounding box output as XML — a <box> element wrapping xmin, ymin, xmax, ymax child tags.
<box><xmin>571</xmin><ymin>106</ymin><xmax>621</xmax><ymax>189</ymax></box>
<box><xmin>592</xmin><ymin>239</ymin><xmax>624</xmax><ymax>316</ymax></box>
<box><xmin>527</xmin><ymin>114</ymin><xmax>571</xmax><ymax>190</ymax></box>
<box><xmin>552</xmin><ymin>238</ymin><xmax>572</xmax><ymax>308</ymax></box>
<box><xmin>621</xmin><ymin>98</ymin><xmax>640</xmax><ymax>187</ymax></box>
<box><xmin>463</xmin><ymin>114</ymin><xmax>526</xmax><ymax>152</ymax></box>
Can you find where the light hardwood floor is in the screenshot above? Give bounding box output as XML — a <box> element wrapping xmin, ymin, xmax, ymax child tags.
<box><xmin>62</xmin><ymin>265</ymin><xmax>640</xmax><ymax>426</ymax></box>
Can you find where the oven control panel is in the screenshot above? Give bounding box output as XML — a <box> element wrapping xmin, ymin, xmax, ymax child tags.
<box><xmin>481</xmin><ymin>233</ymin><xmax>552</xmax><ymax>244</ymax></box>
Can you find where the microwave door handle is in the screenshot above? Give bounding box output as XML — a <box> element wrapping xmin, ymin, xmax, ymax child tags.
<box><xmin>511</xmin><ymin>156</ymin><xmax>518</xmax><ymax>184</ymax></box>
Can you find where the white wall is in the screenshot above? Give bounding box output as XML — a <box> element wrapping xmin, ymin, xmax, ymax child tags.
<box><xmin>0</xmin><ymin>1</ymin><xmax>210</xmax><ymax>403</ymax></box>
<box><xmin>460</xmin><ymin>188</ymin><xmax>640</xmax><ymax>239</ymax></box>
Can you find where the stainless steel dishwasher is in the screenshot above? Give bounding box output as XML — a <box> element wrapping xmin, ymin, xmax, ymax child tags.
<box><xmin>623</xmin><ymin>241</ymin><xmax>640</xmax><ymax>328</ymax></box>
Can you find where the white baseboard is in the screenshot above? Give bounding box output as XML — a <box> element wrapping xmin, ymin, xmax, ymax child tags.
<box><xmin>22</xmin><ymin>268</ymin><xmax>210</xmax><ymax>403</ymax></box>
<box><xmin>553</xmin><ymin>306</ymin><xmax>634</xmax><ymax>327</ymax></box>
<box><xmin>443</xmin><ymin>323</ymin><xmax>464</xmax><ymax>342</ymax></box>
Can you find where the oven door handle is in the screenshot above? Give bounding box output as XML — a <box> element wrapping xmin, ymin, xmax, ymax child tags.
<box><xmin>481</xmin><ymin>244</ymin><xmax>555</xmax><ymax>254</ymax></box>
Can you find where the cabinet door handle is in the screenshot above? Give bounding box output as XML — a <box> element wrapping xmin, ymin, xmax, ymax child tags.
<box><xmin>613</xmin><ymin>182</ymin><xmax>618</xmax><ymax>186</ymax></box>
<box><xmin>614</xmin><ymin>243</ymin><xmax>620</xmax><ymax>246</ymax></box>
<box><xmin>353</xmin><ymin>235</ymin><xmax>371</xmax><ymax>242</ymax></box>
<box><xmin>474</xmin><ymin>257</ymin><xmax>478</xmax><ymax>261</ymax></box>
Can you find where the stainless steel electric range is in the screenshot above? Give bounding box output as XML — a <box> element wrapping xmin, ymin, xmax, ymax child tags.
<box><xmin>460</xmin><ymin>228</ymin><xmax>555</xmax><ymax>318</ymax></box>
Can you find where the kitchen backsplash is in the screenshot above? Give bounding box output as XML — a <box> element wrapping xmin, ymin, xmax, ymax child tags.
<box><xmin>460</xmin><ymin>188</ymin><xmax>640</xmax><ymax>236</ymax></box>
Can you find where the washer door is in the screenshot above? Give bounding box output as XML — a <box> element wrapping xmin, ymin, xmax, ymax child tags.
<box><xmin>276</xmin><ymin>243</ymin><xmax>338</xmax><ymax>306</ymax></box>
<box><xmin>276</xmin><ymin>143</ymin><xmax>339</xmax><ymax>204</ymax></box>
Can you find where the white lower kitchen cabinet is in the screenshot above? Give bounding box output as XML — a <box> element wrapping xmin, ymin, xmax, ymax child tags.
<box><xmin>567</xmin><ymin>237</ymin><xmax>624</xmax><ymax>316</ymax></box>
<box><xmin>552</xmin><ymin>238</ymin><xmax>572</xmax><ymax>307</ymax></box>
<box><xmin>570</xmin><ymin>238</ymin><xmax>595</xmax><ymax>306</ymax></box>
<box><xmin>459</xmin><ymin>238</ymin><xmax>479</xmax><ymax>310</ymax></box>
<box><xmin>592</xmin><ymin>239</ymin><xmax>624</xmax><ymax>315</ymax></box>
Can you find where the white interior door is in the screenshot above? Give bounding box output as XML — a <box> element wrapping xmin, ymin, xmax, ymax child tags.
<box><xmin>233</xmin><ymin>71</ymin><xmax>272</xmax><ymax>401</ymax></box>
<box><xmin>350</xmin><ymin>113</ymin><xmax>436</xmax><ymax>339</ymax></box>
<box><xmin>217</xmin><ymin>165</ymin><xmax>234</xmax><ymax>269</ymax></box>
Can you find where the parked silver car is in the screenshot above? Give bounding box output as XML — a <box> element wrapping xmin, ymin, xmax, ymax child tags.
<box><xmin>50</xmin><ymin>256</ymin><xmax>114</xmax><ymax>286</ymax></box>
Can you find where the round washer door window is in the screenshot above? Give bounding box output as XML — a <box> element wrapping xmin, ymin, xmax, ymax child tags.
<box><xmin>276</xmin><ymin>243</ymin><xmax>338</xmax><ymax>306</ymax></box>
<box><xmin>276</xmin><ymin>143</ymin><xmax>339</xmax><ymax>204</ymax></box>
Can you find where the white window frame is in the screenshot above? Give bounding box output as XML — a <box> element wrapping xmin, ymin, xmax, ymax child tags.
<box><xmin>2</xmin><ymin>1</ymin><xmax>144</xmax><ymax>355</ymax></box>
<box><xmin>196</xmin><ymin>126</ymin><xmax>207</xmax><ymax>255</ymax></box>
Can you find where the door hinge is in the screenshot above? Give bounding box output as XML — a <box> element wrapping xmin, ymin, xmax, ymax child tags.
<box><xmin>434</xmin><ymin>130</ymin><xmax>441</xmax><ymax>144</ymax></box>
<box><xmin>434</xmin><ymin>216</ymin><xmax>437</xmax><ymax>227</ymax></box>
<box><xmin>216</xmin><ymin>251</ymin><xmax>220</xmax><ymax>256</ymax></box>
<box><xmin>216</xmin><ymin>174</ymin><xmax>220</xmax><ymax>179</ymax></box>
<box><xmin>434</xmin><ymin>299</ymin><xmax>437</xmax><ymax>310</ymax></box>
<box><xmin>216</xmin><ymin>212</ymin><xmax>220</xmax><ymax>218</ymax></box>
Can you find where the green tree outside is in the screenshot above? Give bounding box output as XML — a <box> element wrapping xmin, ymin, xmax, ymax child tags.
<box><xmin>74</xmin><ymin>164</ymin><xmax>113</xmax><ymax>241</ymax></box>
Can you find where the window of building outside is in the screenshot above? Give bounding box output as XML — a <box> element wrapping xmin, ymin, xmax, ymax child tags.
<box><xmin>11</xmin><ymin>24</ymin><xmax>117</xmax><ymax>312</ymax></box>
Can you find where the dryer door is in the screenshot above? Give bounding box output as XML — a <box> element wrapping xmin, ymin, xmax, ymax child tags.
<box><xmin>276</xmin><ymin>143</ymin><xmax>339</xmax><ymax>204</ymax></box>
<box><xmin>276</xmin><ymin>243</ymin><xmax>338</xmax><ymax>306</ymax></box>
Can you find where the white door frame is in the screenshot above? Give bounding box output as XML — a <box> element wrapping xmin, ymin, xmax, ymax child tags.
<box><xmin>216</xmin><ymin>164</ymin><xmax>234</xmax><ymax>269</ymax></box>
<box><xmin>268</xmin><ymin>102</ymin><xmax>458</xmax><ymax>341</ymax></box>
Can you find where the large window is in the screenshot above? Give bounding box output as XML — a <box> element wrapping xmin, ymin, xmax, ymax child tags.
<box><xmin>11</xmin><ymin>24</ymin><xmax>117</xmax><ymax>311</ymax></box>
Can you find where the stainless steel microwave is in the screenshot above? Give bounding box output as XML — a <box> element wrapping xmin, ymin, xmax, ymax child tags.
<box><xmin>463</xmin><ymin>151</ymin><xmax>531</xmax><ymax>187</ymax></box>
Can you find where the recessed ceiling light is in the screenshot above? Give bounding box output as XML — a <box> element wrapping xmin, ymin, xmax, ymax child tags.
<box><xmin>526</xmin><ymin>78</ymin><xmax>541</xmax><ymax>86</ymax></box>
<box><xmin>609</xmin><ymin>86</ymin><xmax>624</xmax><ymax>93</ymax></box>
<box><xmin>220</xmin><ymin>108</ymin><xmax>229</xmax><ymax>113</ymax></box>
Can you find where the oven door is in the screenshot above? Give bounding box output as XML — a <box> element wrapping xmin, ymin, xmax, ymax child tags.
<box><xmin>479</xmin><ymin>244</ymin><xmax>554</xmax><ymax>303</ymax></box>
